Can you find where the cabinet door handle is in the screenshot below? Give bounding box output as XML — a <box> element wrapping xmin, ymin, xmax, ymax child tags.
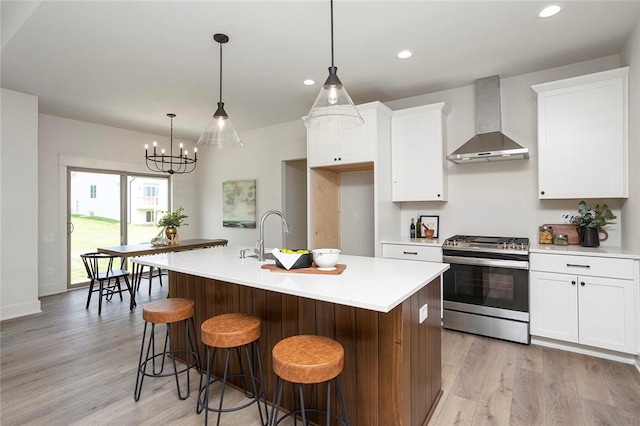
<box><xmin>566</xmin><ymin>263</ymin><xmax>590</xmax><ymax>268</ymax></box>
<box><xmin>403</xmin><ymin>251</ymin><xmax>418</xmax><ymax>255</ymax></box>
<box><xmin>571</xmin><ymin>280</ymin><xmax>576</xmax><ymax>285</ymax></box>
<box><xmin>541</xmin><ymin>191</ymin><xmax>545</xmax><ymax>195</ymax></box>
<box><xmin>580</xmin><ymin>281</ymin><xmax>586</xmax><ymax>286</ymax></box>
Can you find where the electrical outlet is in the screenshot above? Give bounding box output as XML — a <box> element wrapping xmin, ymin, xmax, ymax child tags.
<box><xmin>43</xmin><ymin>234</ymin><xmax>54</xmax><ymax>243</ymax></box>
<box><xmin>419</xmin><ymin>304</ymin><xmax>428</xmax><ymax>323</ymax></box>
<box><xmin>46</xmin><ymin>267</ymin><xmax>54</xmax><ymax>277</ymax></box>
<box><xmin>560</xmin><ymin>213</ymin><xmax>574</xmax><ymax>224</ymax></box>
<box><xmin>353</xmin><ymin>212</ymin><xmax>359</xmax><ymax>222</ymax></box>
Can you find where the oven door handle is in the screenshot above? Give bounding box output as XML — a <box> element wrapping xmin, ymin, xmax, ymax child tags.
<box><xmin>443</xmin><ymin>255</ymin><xmax>529</xmax><ymax>270</ymax></box>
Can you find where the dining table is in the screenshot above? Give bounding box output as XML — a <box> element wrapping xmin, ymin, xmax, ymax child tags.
<box><xmin>97</xmin><ymin>238</ymin><xmax>228</xmax><ymax>307</ymax></box>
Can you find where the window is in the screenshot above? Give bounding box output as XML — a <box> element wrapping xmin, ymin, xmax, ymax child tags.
<box><xmin>143</xmin><ymin>184</ymin><xmax>159</xmax><ymax>197</ymax></box>
<box><xmin>69</xmin><ymin>170</ymin><xmax>169</xmax><ymax>287</ymax></box>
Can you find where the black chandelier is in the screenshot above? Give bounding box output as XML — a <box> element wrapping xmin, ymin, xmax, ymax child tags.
<box><xmin>145</xmin><ymin>113</ymin><xmax>197</xmax><ymax>175</ymax></box>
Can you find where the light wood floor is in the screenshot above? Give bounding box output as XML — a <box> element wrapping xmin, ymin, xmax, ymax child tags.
<box><xmin>1</xmin><ymin>280</ymin><xmax>639</xmax><ymax>425</ymax></box>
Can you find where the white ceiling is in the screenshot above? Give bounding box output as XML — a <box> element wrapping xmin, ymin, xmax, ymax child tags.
<box><xmin>2</xmin><ymin>1</ymin><xmax>640</xmax><ymax>142</ymax></box>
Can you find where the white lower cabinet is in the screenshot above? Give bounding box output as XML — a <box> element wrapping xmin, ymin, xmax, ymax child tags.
<box><xmin>530</xmin><ymin>253</ymin><xmax>636</xmax><ymax>354</ymax></box>
<box><xmin>381</xmin><ymin>243</ymin><xmax>442</xmax><ymax>262</ymax></box>
<box><xmin>382</xmin><ymin>242</ymin><xmax>444</xmax><ymax>319</ymax></box>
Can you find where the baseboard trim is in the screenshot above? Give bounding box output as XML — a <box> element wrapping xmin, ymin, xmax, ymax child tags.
<box><xmin>38</xmin><ymin>282</ymin><xmax>65</xmax><ymax>297</ymax></box>
<box><xmin>0</xmin><ymin>300</ymin><xmax>42</xmax><ymax>321</ymax></box>
<box><xmin>531</xmin><ymin>336</ymin><xmax>637</xmax><ymax>365</ymax></box>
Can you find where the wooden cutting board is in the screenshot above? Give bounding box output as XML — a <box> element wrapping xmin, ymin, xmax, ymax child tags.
<box><xmin>542</xmin><ymin>223</ymin><xmax>580</xmax><ymax>245</ymax></box>
<box><xmin>261</xmin><ymin>263</ymin><xmax>346</xmax><ymax>275</ymax></box>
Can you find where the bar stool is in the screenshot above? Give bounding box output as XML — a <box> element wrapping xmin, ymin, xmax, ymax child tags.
<box><xmin>134</xmin><ymin>298</ymin><xmax>200</xmax><ymax>401</ymax></box>
<box><xmin>197</xmin><ymin>313</ymin><xmax>268</xmax><ymax>426</ymax></box>
<box><xmin>270</xmin><ymin>335</ymin><xmax>350</xmax><ymax>426</ymax></box>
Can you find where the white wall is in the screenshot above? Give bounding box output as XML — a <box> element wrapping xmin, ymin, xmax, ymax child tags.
<box><xmin>340</xmin><ymin>170</ymin><xmax>375</xmax><ymax>256</ymax></box>
<box><xmin>38</xmin><ymin>114</ymin><xmax>200</xmax><ymax>296</ymax></box>
<box><xmin>1</xmin><ymin>89</ymin><xmax>42</xmax><ymax>320</ymax></box>
<box><xmin>283</xmin><ymin>159</ymin><xmax>308</xmax><ymax>249</ymax></box>
<box><xmin>197</xmin><ymin>120</ymin><xmax>307</xmax><ymax>251</ymax></box>
<box><xmin>385</xmin><ymin>55</ymin><xmax>629</xmax><ymax>246</ymax></box>
<box><xmin>621</xmin><ymin>21</ymin><xmax>640</xmax><ymax>254</ymax></box>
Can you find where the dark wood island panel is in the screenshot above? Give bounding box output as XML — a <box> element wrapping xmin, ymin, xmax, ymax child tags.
<box><xmin>169</xmin><ymin>271</ymin><xmax>442</xmax><ymax>426</ymax></box>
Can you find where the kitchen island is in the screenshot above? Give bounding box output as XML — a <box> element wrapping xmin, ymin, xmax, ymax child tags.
<box><xmin>133</xmin><ymin>246</ymin><xmax>449</xmax><ymax>426</ymax></box>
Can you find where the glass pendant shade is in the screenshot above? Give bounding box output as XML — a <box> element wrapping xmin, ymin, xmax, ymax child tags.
<box><xmin>305</xmin><ymin>66</ymin><xmax>363</xmax><ymax>130</ymax></box>
<box><xmin>197</xmin><ymin>33</ymin><xmax>242</xmax><ymax>149</ymax></box>
<box><xmin>197</xmin><ymin>102</ymin><xmax>243</xmax><ymax>148</ymax></box>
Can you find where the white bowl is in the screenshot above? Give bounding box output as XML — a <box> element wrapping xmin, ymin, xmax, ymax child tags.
<box><xmin>312</xmin><ymin>248</ymin><xmax>341</xmax><ymax>270</ymax></box>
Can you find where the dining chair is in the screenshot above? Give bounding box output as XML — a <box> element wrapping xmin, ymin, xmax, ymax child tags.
<box><xmin>81</xmin><ymin>252</ymin><xmax>133</xmax><ymax>315</ymax></box>
<box><xmin>136</xmin><ymin>265</ymin><xmax>164</xmax><ymax>295</ymax></box>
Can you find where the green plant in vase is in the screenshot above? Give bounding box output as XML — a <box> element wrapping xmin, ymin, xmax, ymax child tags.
<box><xmin>158</xmin><ymin>207</ymin><xmax>188</xmax><ymax>244</ymax></box>
<box><xmin>570</xmin><ymin>201</ymin><xmax>616</xmax><ymax>247</ymax></box>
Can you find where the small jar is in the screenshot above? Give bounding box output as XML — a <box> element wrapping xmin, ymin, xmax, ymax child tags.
<box><xmin>553</xmin><ymin>234</ymin><xmax>569</xmax><ymax>246</ymax></box>
<box><xmin>539</xmin><ymin>225</ymin><xmax>553</xmax><ymax>244</ymax></box>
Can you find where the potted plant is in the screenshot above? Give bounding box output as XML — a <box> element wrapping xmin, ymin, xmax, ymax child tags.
<box><xmin>157</xmin><ymin>207</ymin><xmax>188</xmax><ymax>243</ymax></box>
<box><xmin>570</xmin><ymin>201</ymin><xmax>616</xmax><ymax>247</ymax></box>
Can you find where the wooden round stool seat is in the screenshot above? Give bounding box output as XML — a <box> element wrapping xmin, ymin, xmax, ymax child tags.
<box><xmin>201</xmin><ymin>313</ymin><xmax>261</xmax><ymax>348</ymax></box>
<box><xmin>197</xmin><ymin>313</ymin><xmax>268</xmax><ymax>425</ymax></box>
<box><xmin>134</xmin><ymin>298</ymin><xmax>200</xmax><ymax>402</ymax></box>
<box><xmin>142</xmin><ymin>298</ymin><xmax>195</xmax><ymax>324</ymax></box>
<box><xmin>273</xmin><ymin>335</ymin><xmax>344</xmax><ymax>384</ymax></box>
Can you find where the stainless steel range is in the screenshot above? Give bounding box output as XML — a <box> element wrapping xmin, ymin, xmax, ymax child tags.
<box><xmin>442</xmin><ymin>235</ymin><xmax>530</xmax><ymax>344</ymax></box>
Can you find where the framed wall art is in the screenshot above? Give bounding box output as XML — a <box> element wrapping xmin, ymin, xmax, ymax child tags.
<box><xmin>223</xmin><ymin>179</ymin><xmax>256</xmax><ymax>228</ymax></box>
<box><xmin>419</xmin><ymin>215</ymin><xmax>439</xmax><ymax>238</ymax></box>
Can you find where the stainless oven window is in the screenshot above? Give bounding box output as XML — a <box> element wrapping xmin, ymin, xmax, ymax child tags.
<box><xmin>443</xmin><ymin>264</ymin><xmax>529</xmax><ymax>312</ymax></box>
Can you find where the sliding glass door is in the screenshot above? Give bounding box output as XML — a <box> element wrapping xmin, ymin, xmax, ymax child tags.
<box><xmin>68</xmin><ymin>169</ymin><xmax>169</xmax><ymax>287</ymax></box>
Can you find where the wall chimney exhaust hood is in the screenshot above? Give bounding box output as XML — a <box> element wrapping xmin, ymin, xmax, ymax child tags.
<box><xmin>447</xmin><ymin>75</ymin><xmax>529</xmax><ymax>164</ymax></box>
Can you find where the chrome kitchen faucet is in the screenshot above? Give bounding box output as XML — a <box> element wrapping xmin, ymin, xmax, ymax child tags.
<box><xmin>256</xmin><ymin>210</ymin><xmax>289</xmax><ymax>261</ymax></box>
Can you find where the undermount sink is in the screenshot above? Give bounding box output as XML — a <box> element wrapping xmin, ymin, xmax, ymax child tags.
<box><xmin>259</xmin><ymin>252</ymin><xmax>276</xmax><ymax>261</ymax></box>
<box><xmin>242</xmin><ymin>250</ymin><xmax>276</xmax><ymax>261</ymax></box>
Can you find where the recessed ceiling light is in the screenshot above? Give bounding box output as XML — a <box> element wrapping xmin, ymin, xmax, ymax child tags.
<box><xmin>303</xmin><ymin>79</ymin><xmax>315</xmax><ymax>86</ymax></box>
<box><xmin>538</xmin><ymin>4</ymin><xmax>562</xmax><ymax>18</ymax></box>
<box><xmin>397</xmin><ymin>50</ymin><xmax>413</xmax><ymax>59</ymax></box>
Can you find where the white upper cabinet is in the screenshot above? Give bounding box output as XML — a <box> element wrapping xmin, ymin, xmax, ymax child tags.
<box><xmin>532</xmin><ymin>67</ymin><xmax>629</xmax><ymax>199</ymax></box>
<box><xmin>391</xmin><ymin>102</ymin><xmax>448</xmax><ymax>202</ymax></box>
<box><xmin>307</xmin><ymin>101</ymin><xmax>392</xmax><ymax>168</ymax></box>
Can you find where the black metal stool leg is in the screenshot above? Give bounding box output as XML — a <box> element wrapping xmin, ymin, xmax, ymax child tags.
<box><xmin>298</xmin><ymin>384</ymin><xmax>307</xmax><ymax>425</ymax></box>
<box><xmin>134</xmin><ymin>321</ymin><xmax>150</xmax><ymax>401</ymax></box>
<box><xmin>338</xmin><ymin>376</ymin><xmax>350</xmax><ymax>426</ymax></box>
<box><xmin>270</xmin><ymin>377</ymin><xmax>284</xmax><ymax>426</ymax></box>
<box><xmin>167</xmin><ymin>320</ymin><xmax>189</xmax><ymax>400</ymax></box>
<box><xmin>250</xmin><ymin>342</ymin><xmax>269</xmax><ymax>425</ymax></box>
<box><xmin>135</xmin><ymin>318</ymin><xmax>199</xmax><ymax>403</ymax></box>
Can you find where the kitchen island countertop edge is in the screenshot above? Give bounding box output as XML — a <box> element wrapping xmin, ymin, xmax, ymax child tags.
<box><xmin>132</xmin><ymin>245</ymin><xmax>449</xmax><ymax>313</ymax></box>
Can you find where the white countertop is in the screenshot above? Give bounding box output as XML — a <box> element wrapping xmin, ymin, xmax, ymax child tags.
<box><xmin>530</xmin><ymin>243</ymin><xmax>640</xmax><ymax>260</ymax></box>
<box><xmin>132</xmin><ymin>245</ymin><xmax>449</xmax><ymax>313</ymax></box>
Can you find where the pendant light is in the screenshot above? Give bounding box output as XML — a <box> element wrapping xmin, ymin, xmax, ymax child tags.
<box><xmin>304</xmin><ymin>0</ymin><xmax>363</xmax><ymax>130</ymax></box>
<box><xmin>145</xmin><ymin>114</ymin><xmax>197</xmax><ymax>175</ymax></box>
<box><xmin>197</xmin><ymin>33</ymin><xmax>243</xmax><ymax>149</ymax></box>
